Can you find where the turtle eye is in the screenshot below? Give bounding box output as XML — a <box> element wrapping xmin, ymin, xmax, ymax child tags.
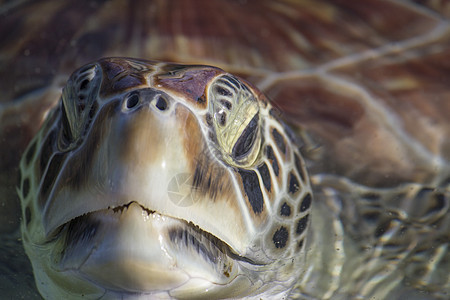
<box><xmin>58</xmin><ymin>63</ymin><xmax>100</xmax><ymax>150</ymax></box>
<box><xmin>232</xmin><ymin>114</ymin><xmax>259</xmax><ymax>160</ymax></box>
<box><xmin>208</xmin><ymin>75</ymin><xmax>261</xmax><ymax>167</ymax></box>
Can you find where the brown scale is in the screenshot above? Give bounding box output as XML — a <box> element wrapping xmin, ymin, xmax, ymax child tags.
<box><xmin>98</xmin><ymin>58</ymin><xmax>152</xmax><ymax>98</ymax></box>
<box><xmin>154</xmin><ymin>63</ymin><xmax>222</xmax><ymax>110</ymax></box>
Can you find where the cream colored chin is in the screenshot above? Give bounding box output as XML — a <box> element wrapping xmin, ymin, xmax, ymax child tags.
<box><xmin>62</xmin><ymin>202</ymin><xmax>236</xmax><ymax>294</ymax></box>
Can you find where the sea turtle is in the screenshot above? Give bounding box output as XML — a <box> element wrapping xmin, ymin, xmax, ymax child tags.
<box><xmin>0</xmin><ymin>0</ymin><xmax>449</xmax><ymax>299</ymax></box>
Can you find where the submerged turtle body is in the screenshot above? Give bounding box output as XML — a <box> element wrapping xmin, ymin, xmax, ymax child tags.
<box><xmin>0</xmin><ymin>0</ymin><xmax>449</xmax><ymax>299</ymax></box>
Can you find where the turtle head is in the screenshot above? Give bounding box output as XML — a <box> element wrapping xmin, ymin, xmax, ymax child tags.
<box><xmin>18</xmin><ymin>58</ymin><xmax>312</xmax><ymax>299</ymax></box>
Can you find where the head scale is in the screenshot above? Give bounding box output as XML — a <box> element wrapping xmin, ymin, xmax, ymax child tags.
<box><xmin>18</xmin><ymin>57</ymin><xmax>312</xmax><ymax>299</ymax></box>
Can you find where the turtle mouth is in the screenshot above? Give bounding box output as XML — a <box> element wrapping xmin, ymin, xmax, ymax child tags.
<box><xmin>54</xmin><ymin>201</ymin><xmax>258</xmax><ymax>279</ymax></box>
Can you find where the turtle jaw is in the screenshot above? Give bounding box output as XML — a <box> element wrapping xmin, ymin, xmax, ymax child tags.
<box><xmin>52</xmin><ymin>201</ymin><xmax>245</xmax><ymax>295</ymax></box>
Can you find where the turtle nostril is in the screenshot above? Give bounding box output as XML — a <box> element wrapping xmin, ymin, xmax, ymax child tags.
<box><xmin>126</xmin><ymin>93</ymin><xmax>140</xmax><ymax>109</ymax></box>
<box><xmin>155</xmin><ymin>96</ymin><xmax>168</xmax><ymax>111</ymax></box>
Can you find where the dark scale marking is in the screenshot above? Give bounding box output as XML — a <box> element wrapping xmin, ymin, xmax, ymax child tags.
<box><xmin>272</xmin><ymin>128</ymin><xmax>286</xmax><ymax>154</ymax></box>
<box><xmin>269</xmin><ymin>108</ymin><xmax>281</xmax><ymax>119</ymax></box>
<box><xmin>168</xmin><ymin>228</ymin><xmax>223</xmax><ymax>265</ymax></box>
<box><xmin>434</xmin><ymin>193</ymin><xmax>447</xmax><ymax>211</ymax></box>
<box><xmin>22</xmin><ymin>177</ymin><xmax>30</xmax><ymax>199</ymax></box>
<box><xmin>362</xmin><ymin>192</ymin><xmax>381</xmax><ymax>201</ymax></box>
<box><xmin>208</xmin><ymin>131</ymin><xmax>215</xmax><ymax>141</ymax></box>
<box><xmin>88</xmin><ymin>101</ymin><xmax>98</xmax><ymax>119</ymax></box>
<box><xmin>416</xmin><ymin>188</ymin><xmax>447</xmax><ymax>214</ymax></box>
<box><xmin>296</xmin><ymin>215</ymin><xmax>309</xmax><ymax>235</ymax></box>
<box><xmin>294</xmin><ymin>153</ymin><xmax>307</xmax><ymax>183</ymax></box>
<box><xmin>232</xmin><ymin>114</ymin><xmax>259</xmax><ymax>160</ymax></box>
<box><xmin>79</xmin><ymin>79</ymin><xmax>90</xmax><ymax>91</ymax></box>
<box><xmin>25</xmin><ymin>140</ymin><xmax>37</xmax><ymax>167</ymax></box>
<box><xmin>25</xmin><ymin>206</ymin><xmax>31</xmax><ymax>226</ymax></box>
<box><xmin>224</xmin><ymin>75</ymin><xmax>241</xmax><ymax>89</ymax></box>
<box><xmin>60</xmin><ymin>105</ymin><xmax>73</xmax><ymax>148</ymax></box>
<box><xmin>363</xmin><ymin>212</ymin><xmax>381</xmax><ymax>223</ymax></box>
<box><xmin>83</xmin><ymin>102</ymin><xmax>100</xmax><ymax>138</ymax></box>
<box><xmin>39</xmin><ymin>130</ymin><xmax>57</xmax><ymax>176</ymax></box>
<box><xmin>280</xmin><ymin>202</ymin><xmax>291</xmax><ymax>217</ymax></box>
<box><xmin>430</xmin><ymin>193</ymin><xmax>446</xmax><ymax>213</ymax></box>
<box><xmin>266</xmin><ymin>145</ymin><xmax>279</xmax><ymax>177</ymax></box>
<box><xmin>374</xmin><ymin>220</ymin><xmax>392</xmax><ymax>238</ymax></box>
<box><xmin>273</xmin><ymin>226</ymin><xmax>289</xmax><ymax>249</ymax></box>
<box><xmin>77</xmin><ymin>102</ymin><xmax>86</xmax><ymax>112</ymax></box>
<box><xmin>417</xmin><ymin>187</ymin><xmax>434</xmax><ymax>197</ymax></box>
<box><xmin>242</xmin><ymin>83</ymin><xmax>251</xmax><ymax>94</ymax></box>
<box><xmin>215</xmin><ymin>86</ymin><xmax>233</xmax><ymax>97</ymax></box>
<box><xmin>220</xmin><ymin>79</ymin><xmax>238</xmax><ymax>93</ymax></box>
<box><xmin>220</xmin><ymin>99</ymin><xmax>232</xmax><ymax>110</ymax></box>
<box><xmin>197</xmin><ymin>95</ymin><xmax>206</xmax><ymax>104</ymax></box>
<box><xmin>238</xmin><ymin>169</ymin><xmax>264</xmax><ymax>214</ymax></box>
<box><xmin>289</xmin><ymin>172</ymin><xmax>300</xmax><ymax>194</ymax></box>
<box><xmin>191</xmin><ymin>150</ymin><xmax>228</xmax><ymax>201</ymax></box>
<box><xmin>39</xmin><ymin>153</ymin><xmax>65</xmax><ymax>208</ymax></box>
<box><xmin>297</xmin><ymin>239</ymin><xmax>304</xmax><ymax>250</ymax></box>
<box><xmin>205</xmin><ymin>113</ymin><xmax>213</xmax><ymax>126</ymax></box>
<box><xmin>218</xmin><ymin>112</ymin><xmax>226</xmax><ymax>126</ymax></box>
<box><xmin>257</xmin><ymin>163</ymin><xmax>271</xmax><ymax>192</ymax></box>
<box><xmin>62</xmin><ymin>215</ymin><xmax>100</xmax><ymax>260</ymax></box>
<box><xmin>299</xmin><ymin>193</ymin><xmax>312</xmax><ymax>212</ymax></box>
